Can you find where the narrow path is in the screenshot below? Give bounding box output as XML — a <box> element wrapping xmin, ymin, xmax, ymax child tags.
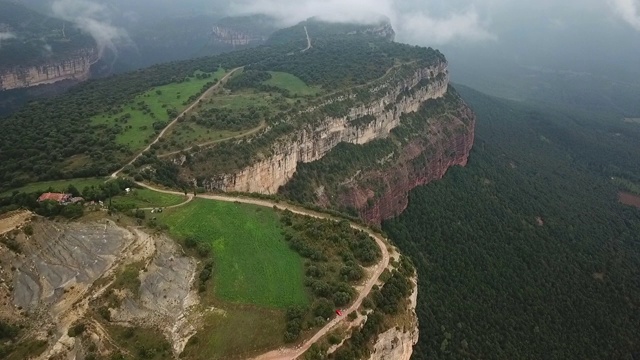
<box><xmin>134</xmin><ymin>182</ymin><xmax>390</xmax><ymax>360</ymax></box>
<box><xmin>110</xmin><ymin>67</ymin><xmax>243</xmax><ymax>179</ymax></box>
<box><xmin>302</xmin><ymin>26</ymin><xmax>312</xmax><ymax>52</ymax></box>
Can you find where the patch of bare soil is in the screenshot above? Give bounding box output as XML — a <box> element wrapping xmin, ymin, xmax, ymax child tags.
<box><xmin>619</xmin><ymin>192</ymin><xmax>640</xmax><ymax>208</ymax></box>
<box><xmin>0</xmin><ymin>210</ymin><xmax>31</xmax><ymax>236</ymax></box>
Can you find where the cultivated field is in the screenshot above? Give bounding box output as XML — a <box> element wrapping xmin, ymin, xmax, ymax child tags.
<box><xmin>158</xmin><ymin>199</ymin><xmax>308</xmax><ymax>308</ymax></box>
<box><xmin>91</xmin><ymin>68</ymin><xmax>226</xmax><ymax>152</ymax></box>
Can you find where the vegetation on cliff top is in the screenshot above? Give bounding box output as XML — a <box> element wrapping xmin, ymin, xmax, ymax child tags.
<box><xmin>384</xmin><ymin>85</ymin><xmax>640</xmax><ymax>359</ymax></box>
<box><xmin>0</xmin><ymin>21</ymin><xmax>444</xmax><ymax>192</ymax></box>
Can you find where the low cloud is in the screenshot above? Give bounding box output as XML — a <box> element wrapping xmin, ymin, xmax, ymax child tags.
<box><xmin>0</xmin><ymin>32</ymin><xmax>16</xmax><ymax>49</ymax></box>
<box><xmin>229</xmin><ymin>0</ymin><xmax>495</xmax><ymax>44</ymax></box>
<box><xmin>609</xmin><ymin>0</ymin><xmax>640</xmax><ymax>30</ymax></box>
<box><xmin>397</xmin><ymin>8</ymin><xmax>496</xmax><ymax>45</ymax></box>
<box><xmin>51</xmin><ymin>0</ymin><xmax>131</xmax><ymax>57</ymax></box>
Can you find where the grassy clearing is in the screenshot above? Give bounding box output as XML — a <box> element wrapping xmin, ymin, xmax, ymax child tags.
<box><xmin>1</xmin><ymin>177</ymin><xmax>107</xmax><ymax>196</ymax></box>
<box><xmin>111</xmin><ymin>188</ymin><xmax>186</xmax><ymax>209</ymax></box>
<box><xmin>157</xmin><ymin>199</ymin><xmax>308</xmax><ymax>309</ymax></box>
<box><xmin>265</xmin><ymin>71</ymin><xmax>321</xmax><ymax>96</ymax></box>
<box><xmin>181</xmin><ymin>305</ymin><xmax>286</xmax><ymax>360</ymax></box>
<box><xmin>91</xmin><ymin>68</ymin><xmax>225</xmax><ymax>151</ymax></box>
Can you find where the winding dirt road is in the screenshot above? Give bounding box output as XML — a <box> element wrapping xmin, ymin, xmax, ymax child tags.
<box><xmin>111</xmin><ymin>67</ymin><xmax>243</xmax><ymax>179</ymax></box>
<box><xmin>302</xmin><ymin>26</ymin><xmax>312</xmax><ymax>52</ymax></box>
<box><xmin>134</xmin><ymin>182</ymin><xmax>390</xmax><ymax>360</ymax></box>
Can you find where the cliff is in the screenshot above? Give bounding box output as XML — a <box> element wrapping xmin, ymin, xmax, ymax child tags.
<box><xmin>201</xmin><ymin>61</ymin><xmax>450</xmax><ymax>194</ymax></box>
<box><xmin>368</xmin><ymin>276</ymin><xmax>419</xmax><ymax>360</ymax></box>
<box><xmin>342</xmin><ymin>99</ymin><xmax>475</xmax><ymax>223</ymax></box>
<box><xmin>211</xmin><ymin>26</ymin><xmax>267</xmax><ymax>46</ymax></box>
<box><xmin>0</xmin><ymin>48</ymin><xmax>98</xmax><ymax>91</ymax></box>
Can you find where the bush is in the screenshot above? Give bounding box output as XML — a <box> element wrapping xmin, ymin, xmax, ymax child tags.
<box><xmin>68</xmin><ymin>323</ymin><xmax>86</xmax><ymax>337</ymax></box>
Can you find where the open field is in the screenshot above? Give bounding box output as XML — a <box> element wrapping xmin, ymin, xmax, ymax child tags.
<box><xmin>265</xmin><ymin>72</ymin><xmax>321</xmax><ymax>96</ymax></box>
<box><xmin>1</xmin><ymin>177</ymin><xmax>107</xmax><ymax>196</ymax></box>
<box><xmin>180</xmin><ymin>305</ymin><xmax>286</xmax><ymax>360</ymax></box>
<box><xmin>619</xmin><ymin>192</ymin><xmax>640</xmax><ymax>208</ymax></box>
<box><xmin>157</xmin><ymin>199</ymin><xmax>308</xmax><ymax>308</ymax></box>
<box><xmin>111</xmin><ymin>188</ymin><xmax>186</xmax><ymax>210</ymax></box>
<box><xmin>91</xmin><ymin>68</ymin><xmax>226</xmax><ymax>152</ymax></box>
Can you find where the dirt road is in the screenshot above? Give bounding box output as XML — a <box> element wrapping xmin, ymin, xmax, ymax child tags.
<box><xmin>134</xmin><ymin>182</ymin><xmax>390</xmax><ymax>360</ymax></box>
<box><xmin>302</xmin><ymin>26</ymin><xmax>312</xmax><ymax>52</ymax></box>
<box><xmin>111</xmin><ymin>67</ymin><xmax>243</xmax><ymax>179</ymax></box>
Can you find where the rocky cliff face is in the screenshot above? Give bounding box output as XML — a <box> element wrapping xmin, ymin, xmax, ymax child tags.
<box><xmin>202</xmin><ymin>62</ymin><xmax>450</xmax><ymax>194</ymax></box>
<box><xmin>368</xmin><ymin>276</ymin><xmax>419</xmax><ymax>360</ymax></box>
<box><xmin>342</xmin><ymin>101</ymin><xmax>475</xmax><ymax>224</ymax></box>
<box><xmin>0</xmin><ymin>48</ymin><xmax>98</xmax><ymax>91</ymax></box>
<box><xmin>211</xmin><ymin>26</ymin><xmax>266</xmax><ymax>46</ymax></box>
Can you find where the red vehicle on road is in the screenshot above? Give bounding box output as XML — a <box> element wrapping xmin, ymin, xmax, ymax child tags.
<box><xmin>336</xmin><ymin>309</ymin><xmax>343</xmax><ymax>316</ymax></box>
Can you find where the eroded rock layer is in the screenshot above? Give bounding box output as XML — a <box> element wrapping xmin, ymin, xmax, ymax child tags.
<box><xmin>0</xmin><ymin>48</ymin><xmax>98</xmax><ymax>91</ymax></box>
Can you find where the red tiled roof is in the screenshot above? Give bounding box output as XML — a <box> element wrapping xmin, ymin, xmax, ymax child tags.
<box><xmin>37</xmin><ymin>193</ymin><xmax>68</xmax><ymax>202</ymax></box>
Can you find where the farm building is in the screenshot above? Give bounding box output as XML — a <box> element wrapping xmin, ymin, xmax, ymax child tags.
<box><xmin>37</xmin><ymin>193</ymin><xmax>71</xmax><ymax>204</ymax></box>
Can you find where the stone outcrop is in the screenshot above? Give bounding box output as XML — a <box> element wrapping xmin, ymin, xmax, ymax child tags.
<box><xmin>211</xmin><ymin>26</ymin><xmax>266</xmax><ymax>46</ymax></box>
<box><xmin>202</xmin><ymin>61</ymin><xmax>450</xmax><ymax>194</ymax></box>
<box><xmin>0</xmin><ymin>48</ymin><xmax>98</xmax><ymax>91</ymax></box>
<box><xmin>342</xmin><ymin>100</ymin><xmax>475</xmax><ymax>224</ymax></box>
<box><xmin>368</xmin><ymin>276</ymin><xmax>419</xmax><ymax>360</ymax></box>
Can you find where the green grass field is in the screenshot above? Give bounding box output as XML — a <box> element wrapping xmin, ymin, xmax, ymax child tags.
<box><xmin>91</xmin><ymin>68</ymin><xmax>226</xmax><ymax>151</ymax></box>
<box><xmin>180</xmin><ymin>305</ymin><xmax>286</xmax><ymax>360</ymax></box>
<box><xmin>111</xmin><ymin>188</ymin><xmax>186</xmax><ymax>210</ymax></box>
<box><xmin>2</xmin><ymin>177</ymin><xmax>107</xmax><ymax>196</ymax></box>
<box><xmin>158</xmin><ymin>199</ymin><xmax>308</xmax><ymax>308</ymax></box>
<box><xmin>265</xmin><ymin>72</ymin><xmax>321</xmax><ymax>96</ymax></box>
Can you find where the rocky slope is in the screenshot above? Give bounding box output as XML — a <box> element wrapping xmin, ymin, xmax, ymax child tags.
<box><xmin>200</xmin><ymin>61</ymin><xmax>450</xmax><ymax>194</ymax></box>
<box><xmin>0</xmin><ymin>49</ymin><xmax>98</xmax><ymax>91</ymax></box>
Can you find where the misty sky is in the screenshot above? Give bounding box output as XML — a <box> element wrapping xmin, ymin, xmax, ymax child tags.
<box><xmin>21</xmin><ymin>0</ymin><xmax>640</xmax><ymax>75</ymax></box>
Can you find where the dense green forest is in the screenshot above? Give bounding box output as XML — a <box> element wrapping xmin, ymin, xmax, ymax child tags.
<box><xmin>0</xmin><ymin>1</ymin><xmax>94</xmax><ymax>67</ymax></box>
<box><xmin>383</xmin><ymin>86</ymin><xmax>640</xmax><ymax>359</ymax></box>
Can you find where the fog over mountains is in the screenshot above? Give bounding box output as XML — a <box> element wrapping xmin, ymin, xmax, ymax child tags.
<box><xmin>15</xmin><ymin>0</ymin><xmax>640</xmax><ymax>114</ymax></box>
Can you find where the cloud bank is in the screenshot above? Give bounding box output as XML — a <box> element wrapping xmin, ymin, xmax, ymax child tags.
<box><xmin>609</xmin><ymin>0</ymin><xmax>640</xmax><ymax>30</ymax></box>
<box><xmin>51</xmin><ymin>0</ymin><xmax>131</xmax><ymax>57</ymax></box>
<box><xmin>229</xmin><ymin>0</ymin><xmax>495</xmax><ymax>45</ymax></box>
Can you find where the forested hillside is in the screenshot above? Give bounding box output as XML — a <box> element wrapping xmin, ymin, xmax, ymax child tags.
<box><xmin>384</xmin><ymin>86</ymin><xmax>640</xmax><ymax>359</ymax></box>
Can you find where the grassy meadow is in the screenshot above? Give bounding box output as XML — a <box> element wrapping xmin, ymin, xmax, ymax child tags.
<box><xmin>180</xmin><ymin>306</ymin><xmax>286</xmax><ymax>360</ymax></box>
<box><xmin>158</xmin><ymin>199</ymin><xmax>308</xmax><ymax>308</ymax></box>
<box><xmin>111</xmin><ymin>188</ymin><xmax>186</xmax><ymax>210</ymax></box>
<box><xmin>265</xmin><ymin>71</ymin><xmax>321</xmax><ymax>96</ymax></box>
<box><xmin>91</xmin><ymin>68</ymin><xmax>226</xmax><ymax>151</ymax></box>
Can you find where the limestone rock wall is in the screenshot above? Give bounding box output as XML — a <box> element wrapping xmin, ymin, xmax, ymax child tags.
<box><xmin>368</xmin><ymin>276</ymin><xmax>419</xmax><ymax>360</ymax></box>
<box><xmin>202</xmin><ymin>62</ymin><xmax>449</xmax><ymax>194</ymax></box>
<box><xmin>211</xmin><ymin>26</ymin><xmax>266</xmax><ymax>46</ymax></box>
<box><xmin>0</xmin><ymin>48</ymin><xmax>98</xmax><ymax>91</ymax></box>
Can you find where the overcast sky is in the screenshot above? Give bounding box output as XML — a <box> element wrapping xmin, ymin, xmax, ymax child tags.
<box><xmin>36</xmin><ymin>0</ymin><xmax>640</xmax><ymax>72</ymax></box>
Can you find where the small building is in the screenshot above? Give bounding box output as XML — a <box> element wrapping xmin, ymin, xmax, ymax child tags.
<box><xmin>69</xmin><ymin>197</ymin><xmax>84</xmax><ymax>204</ymax></box>
<box><xmin>37</xmin><ymin>193</ymin><xmax>71</xmax><ymax>204</ymax></box>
